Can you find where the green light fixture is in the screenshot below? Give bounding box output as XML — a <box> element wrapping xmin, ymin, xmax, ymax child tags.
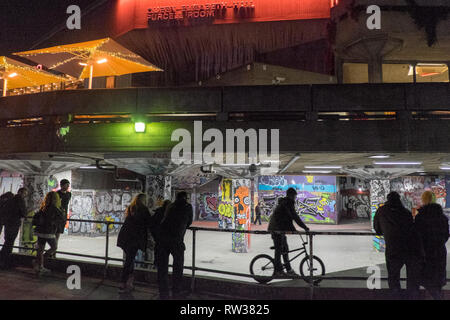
<box><xmin>134</xmin><ymin>122</ymin><xmax>146</xmax><ymax>133</ymax></box>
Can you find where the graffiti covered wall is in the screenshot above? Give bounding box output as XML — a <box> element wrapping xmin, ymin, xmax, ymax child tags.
<box><xmin>370</xmin><ymin>180</ymin><xmax>390</xmax><ymax>252</ymax></box>
<box><xmin>68</xmin><ymin>189</ymin><xmax>140</xmax><ymax>236</ymax></box>
<box><xmin>338</xmin><ymin>177</ymin><xmax>371</xmax><ymax>220</ymax></box>
<box><xmin>258</xmin><ymin>175</ymin><xmax>337</xmax><ymax>224</ymax></box>
<box><xmin>390</xmin><ymin>176</ymin><xmax>447</xmax><ymax>213</ymax></box>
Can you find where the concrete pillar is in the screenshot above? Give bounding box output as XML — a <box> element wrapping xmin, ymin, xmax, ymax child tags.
<box><xmin>368</xmin><ymin>56</ymin><xmax>383</xmax><ymax>83</ymax></box>
<box><xmin>232</xmin><ymin>179</ymin><xmax>251</xmax><ymax>253</ymax></box>
<box><xmin>369</xmin><ymin>180</ymin><xmax>390</xmax><ymax>252</ymax></box>
<box><xmin>20</xmin><ymin>175</ymin><xmax>50</xmax><ymax>254</ymax></box>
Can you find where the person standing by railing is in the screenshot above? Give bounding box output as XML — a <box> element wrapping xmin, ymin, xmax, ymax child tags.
<box><xmin>373</xmin><ymin>191</ymin><xmax>423</xmax><ymax>300</ymax></box>
<box><xmin>32</xmin><ymin>191</ymin><xmax>65</xmax><ymax>275</ymax></box>
<box><xmin>117</xmin><ymin>193</ymin><xmax>155</xmax><ymax>293</ymax></box>
<box><xmin>156</xmin><ymin>191</ymin><xmax>192</xmax><ymax>300</ymax></box>
<box><xmin>150</xmin><ymin>200</ymin><xmax>171</xmax><ymax>269</ymax></box>
<box><xmin>54</xmin><ymin>179</ymin><xmax>72</xmax><ymax>258</ymax></box>
<box><xmin>415</xmin><ymin>191</ymin><xmax>449</xmax><ymax>300</ymax></box>
<box><xmin>0</xmin><ymin>192</ymin><xmax>14</xmax><ymax>237</ymax></box>
<box><xmin>0</xmin><ymin>188</ymin><xmax>28</xmax><ymax>270</ymax></box>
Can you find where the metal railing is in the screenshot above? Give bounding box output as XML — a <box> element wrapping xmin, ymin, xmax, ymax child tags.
<box><xmin>0</xmin><ymin>217</ymin><xmax>431</xmax><ymax>299</ymax></box>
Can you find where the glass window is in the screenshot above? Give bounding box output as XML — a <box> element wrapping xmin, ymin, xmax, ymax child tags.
<box><xmin>382</xmin><ymin>64</ymin><xmax>413</xmax><ymax>83</ymax></box>
<box><xmin>343</xmin><ymin>63</ymin><xmax>368</xmax><ymax>84</ymax></box>
<box><xmin>416</xmin><ymin>63</ymin><xmax>449</xmax><ymax>83</ymax></box>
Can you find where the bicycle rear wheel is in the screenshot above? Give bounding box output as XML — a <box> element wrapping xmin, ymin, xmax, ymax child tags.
<box><xmin>249</xmin><ymin>254</ymin><xmax>275</xmax><ymax>284</ymax></box>
<box><xmin>299</xmin><ymin>255</ymin><xmax>325</xmax><ymax>285</ymax></box>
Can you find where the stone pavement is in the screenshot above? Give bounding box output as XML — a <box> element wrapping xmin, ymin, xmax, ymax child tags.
<box><xmin>0</xmin><ymin>266</ymin><xmax>228</xmax><ymax>300</ymax></box>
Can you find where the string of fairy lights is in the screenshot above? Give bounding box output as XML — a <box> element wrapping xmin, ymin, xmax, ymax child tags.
<box><xmin>1</xmin><ymin>38</ymin><xmax>161</xmax><ymax>96</ymax></box>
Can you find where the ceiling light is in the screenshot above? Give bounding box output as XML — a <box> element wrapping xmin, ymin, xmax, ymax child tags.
<box><xmin>302</xmin><ymin>170</ymin><xmax>332</xmax><ymax>174</ymax></box>
<box><xmin>369</xmin><ymin>155</ymin><xmax>391</xmax><ymax>159</ymax></box>
<box><xmin>304</xmin><ymin>165</ymin><xmax>342</xmax><ymax>169</ymax></box>
<box><xmin>439</xmin><ymin>166</ymin><xmax>450</xmax><ymax>170</ymax></box>
<box><xmin>134</xmin><ymin>122</ymin><xmax>146</xmax><ymax>133</ymax></box>
<box><xmin>8</xmin><ymin>72</ymin><xmax>18</xmax><ymax>78</ymax></box>
<box><xmin>97</xmin><ymin>58</ymin><xmax>107</xmax><ymax>64</ymax></box>
<box><xmin>373</xmin><ymin>161</ymin><xmax>422</xmax><ymax>166</ymax></box>
<box><xmin>79</xmin><ymin>62</ymin><xmax>88</xmax><ymax>66</ymax></box>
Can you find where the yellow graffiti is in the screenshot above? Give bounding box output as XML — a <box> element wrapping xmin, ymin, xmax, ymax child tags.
<box><xmin>221</xmin><ymin>179</ymin><xmax>232</xmax><ymax>202</ymax></box>
<box><xmin>218</xmin><ymin>203</ymin><xmax>233</xmax><ymax>218</ymax></box>
<box><xmin>306</xmin><ymin>176</ymin><xmax>314</xmax><ymax>183</ymax></box>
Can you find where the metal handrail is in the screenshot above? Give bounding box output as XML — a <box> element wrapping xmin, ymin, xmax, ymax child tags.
<box><xmin>1</xmin><ymin>217</ymin><xmax>425</xmax><ymax>299</ymax></box>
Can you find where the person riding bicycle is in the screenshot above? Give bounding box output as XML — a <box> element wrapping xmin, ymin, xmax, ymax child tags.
<box><xmin>268</xmin><ymin>187</ymin><xmax>310</xmax><ymax>277</ymax></box>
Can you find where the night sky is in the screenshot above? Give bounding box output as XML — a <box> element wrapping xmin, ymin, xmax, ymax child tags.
<box><xmin>0</xmin><ymin>0</ymin><xmax>97</xmax><ymax>56</ymax></box>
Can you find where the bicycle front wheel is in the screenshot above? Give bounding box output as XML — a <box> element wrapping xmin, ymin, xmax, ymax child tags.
<box><xmin>299</xmin><ymin>255</ymin><xmax>325</xmax><ymax>285</ymax></box>
<box><xmin>249</xmin><ymin>254</ymin><xmax>275</xmax><ymax>284</ymax></box>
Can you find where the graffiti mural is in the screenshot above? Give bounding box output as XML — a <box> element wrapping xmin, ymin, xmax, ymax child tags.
<box><xmin>232</xmin><ymin>180</ymin><xmax>251</xmax><ymax>253</ymax></box>
<box><xmin>390</xmin><ymin>176</ymin><xmax>447</xmax><ymax>212</ymax></box>
<box><xmin>338</xmin><ymin>177</ymin><xmax>371</xmax><ymax>220</ymax></box>
<box><xmin>258</xmin><ymin>175</ymin><xmax>337</xmax><ymax>224</ymax></box>
<box><xmin>68</xmin><ymin>190</ymin><xmax>139</xmax><ymax>236</ymax></box>
<box><xmin>370</xmin><ymin>180</ymin><xmax>390</xmax><ymax>252</ymax></box>
<box><xmin>146</xmin><ymin>175</ymin><xmax>165</xmax><ymax>209</ymax></box>
<box><xmin>197</xmin><ymin>192</ymin><xmax>219</xmax><ymax>221</ymax></box>
<box><xmin>218</xmin><ymin>178</ymin><xmax>234</xmax><ymax>229</ymax></box>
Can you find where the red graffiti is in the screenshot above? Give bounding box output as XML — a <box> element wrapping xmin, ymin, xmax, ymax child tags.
<box><xmin>206</xmin><ymin>195</ymin><xmax>218</xmax><ymax>212</ymax></box>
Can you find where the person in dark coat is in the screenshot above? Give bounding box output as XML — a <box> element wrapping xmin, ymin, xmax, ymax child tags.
<box><xmin>117</xmin><ymin>193</ymin><xmax>154</xmax><ymax>293</ymax></box>
<box><xmin>0</xmin><ymin>188</ymin><xmax>28</xmax><ymax>269</ymax></box>
<box><xmin>374</xmin><ymin>191</ymin><xmax>423</xmax><ymax>299</ymax></box>
<box><xmin>157</xmin><ymin>192</ymin><xmax>192</xmax><ymax>300</ymax></box>
<box><xmin>54</xmin><ymin>179</ymin><xmax>72</xmax><ymax>257</ymax></box>
<box><xmin>415</xmin><ymin>191</ymin><xmax>449</xmax><ymax>300</ymax></box>
<box><xmin>32</xmin><ymin>192</ymin><xmax>65</xmax><ymax>275</ymax></box>
<box><xmin>254</xmin><ymin>202</ymin><xmax>262</xmax><ymax>225</ymax></box>
<box><xmin>268</xmin><ymin>188</ymin><xmax>309</xmax><ymax>277</ymax></box>
<box><xmin>0</xmin><ymin>192</ymin><xmax>14</xmax><ymax>236</ymax></box>
<box><xmin>150</xmin><ymin>200</ymin><xmax>171</xmax><ymax>268</ymax></box>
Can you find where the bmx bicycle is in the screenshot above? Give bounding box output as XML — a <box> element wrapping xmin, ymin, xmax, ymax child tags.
<box><xmin>249</xmin><ymin>233</ymin><xmax>325</xmax><ymax>285</ymax></box>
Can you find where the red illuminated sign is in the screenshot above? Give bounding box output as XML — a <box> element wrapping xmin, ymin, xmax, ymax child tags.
<box><xmin>147</xmin><ymin>2</ymin><xmax>255</xmax><ymax>25</ymax></box>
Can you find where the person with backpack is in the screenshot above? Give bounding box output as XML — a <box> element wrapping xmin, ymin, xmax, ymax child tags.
<box><xmin>0</xmin><ymin>188</ymin><xmax>28</xmax><ymax>269</ymax></box>
<box><xmin>0</xmin><ymin>192</ymin><xmax>14</xmax><ymax>236</ymax></box>
<box><xmin>268</xmin><ymin>188</ymin><xmax>310</xmax><ymax>277</ymax></box>
<box><xmin>32</xmin><ymin>191</ymin><xmax>65</xmax><ymax>275</ymax></box>
<box><xmin>150</xmin><ymin>199</ymin><xmax>171</xmax><ymax>268</ymax></box>
<box><xmin>117</xmin><ymin>193</ymin><xmax>155</xmax><ymax>293</ymax></box>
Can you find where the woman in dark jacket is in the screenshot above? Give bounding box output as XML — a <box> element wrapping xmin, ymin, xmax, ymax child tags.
<box><xmin>416</xmin><ymin>191</ymin><xmax>449</xmax><ymax>300</ymax></box>
<box><xmin>117</xmin><ymin>193</ymin><xmax>154</xmax><ymax>293</ymax></box>
<box><xmin>32</xmin><ymin>191</ymin><xmax>65</xmax><ymax>275</ymax></box>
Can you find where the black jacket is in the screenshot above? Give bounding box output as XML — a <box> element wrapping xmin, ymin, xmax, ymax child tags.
<box><xmin>150</xmin><ymin>205</ymin><xmax>167</xmax><ymax>241</ymax></box>
<box><xmin>2</xmin><ymin>194</ymin><xmax>27</xmax><ymax>227</ymax></box>
<box><xmin>56</xmin><ymin>191</ymin><xmax>71</xmax><ymax>233</ymax></box>
<box><xmin>373</xmin><ymin>201</ymin><xmax>419</xmax><ymax>257</ymax></box>
<box><xmin>268</xmin><ymin>197</ymin><xmax>308</xmax><ymax>232</ymax></box>
<box><xmin>33</xmin><ymin>206</ymin><xmax>65</xmax><ymax>235</ymax></box>
<box><xmin>159</xmin><ymin>200</ymin><xmax>193</xmax><ymax>247</ymax></box>
<box><xmin>415</xmin><ymin>203</ymin><xmax>449</xmax><ymax>288</ymax></box>
<box><xmin>117</xmin><ymin>205</ymin><xmax>154</xmax><ymax>251</ymax></box>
